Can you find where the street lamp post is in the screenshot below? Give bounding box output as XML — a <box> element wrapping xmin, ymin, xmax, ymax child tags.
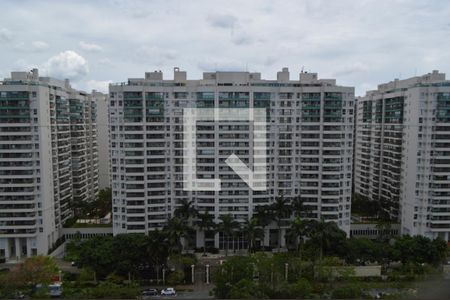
<box><xmin>285</xmin><ymin>263</ymin><xmax>289</xmax><ymax>281</ymax></box>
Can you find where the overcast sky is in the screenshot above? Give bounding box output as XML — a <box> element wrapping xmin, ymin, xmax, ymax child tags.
<box><xmin>1</xmin><ymin>0</ymin><xmax>449</xmax><ymax>96</ymax></box>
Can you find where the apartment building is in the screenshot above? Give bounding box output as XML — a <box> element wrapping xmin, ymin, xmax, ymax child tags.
<box><xmin>110</xmin><ymin>67</ymin><xmax>354</xmax><ymax>249</ymax></box>
<box><xmin>94</xmin><ymin>91</ymin><xmax>111</xmax><ymax>190</ymax></box>
<box><xmin>70</xmin><ymin>89</ymin><xmax>99</xmax><ymax>208</ymax></box>
<box><xmin>354</xmin><ymin>71</ymin><xmax>450</xmax><ymax>241</ymax></box>
<box><xmin>0</xmin><ymin>69</ymin><xmax>98</xmax><ymax>261</ymax></box>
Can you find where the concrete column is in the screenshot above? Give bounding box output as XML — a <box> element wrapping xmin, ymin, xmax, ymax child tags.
<box><xmin>26</xmin><ymin>239</ymin><xmax>31</xmax><ymax>257</ymax></box>
<box><xmin>285</xmin><ymin>263</ymin><xmax>289</xmax><ymax>281</ymax></box>
<box><xmin>15</xmin><ymin>238</ymin><xmax>21</xmax><ymax>260</ymax></box>
<box><xmin>196</xmin><ymin>231</ymin><xmax>204</xmax><ymax>249</ymax></box>
<box><xmin>280</xmin><ymin>228</ymin><xmax>286</xmax><ymax>247</ymax></box>
<box><xmin>263</xmin><ymin>228</ymin><xmax>270</xmax><ymax>247</ymax></box>
<box><xmin>214</xmin><ymin>232</ymin><xmax>220</xmax><ymax>249</ymax></box>
<box><xmin>206</xmin><ymin>265</ymin><xmax>210</xmax><ymax>284</ymax></box>
<box><xmin>4</xmin><ymin>239</ymin><xmax>10</xmax><ymax>259</ymax></box>
<box><xmin>191</xmin><ymin>265</ymin><xmax>195</xmax><ymax>284</ymax></box>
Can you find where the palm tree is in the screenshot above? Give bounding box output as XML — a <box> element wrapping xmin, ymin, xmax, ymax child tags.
<box><xmin>196</xmin><ymin>211</ymin><xmax>216</xmax><ymax>256</ymax></box>
<box><xmin>270</xmin><ymin>196</ymin><xmax>292</xmax><ymax>250</ymax></box>
<box><xmin>242</xmin><ymin>217</ymin><xmax>264</xmax><ymax>254</ymax></box>
<box><xmin>174</xmin><ymin>199</ymin><xmax>198</xmax><ymax>225</ymax></box>
<box><xmin>291</xmin><ymin>196</ymin><xmax>306</xmax><ymax>218</ymax></box>
<box><xmin>174</xmin><ymin>199</ymin><xmax>198</xmax><ymax>250</ymax></box>
<box><xmin>163</xmin><ymin>217</ymin><xmax>190</xmax><ymax>254</ymax></box>
<box><xmin>217</xmin><ymin>214</ymin><xmax>240</xmax><ymax>256</ymax></box>
<box><xmin>147</xmin><ymin>230</ymin><xmax>169</xmax><ymax>283</ymax></box>
<box><xmin>286</xmin><ymin>217</ymin><xmax>307</xmax><ymax>259</ymax></box>
<box><xmin>254</xmin><ymin>205</ymin><xmax>273</xmax><ymax>248</ymax></box>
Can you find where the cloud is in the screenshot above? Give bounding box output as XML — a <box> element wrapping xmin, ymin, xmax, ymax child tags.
<box><xmin>134</xmin><ymin>46</ymin><xmax>177</xmax><ymax>64</ymax></box>
<box><xmin>232</xmin><ymin>33</ymin><xmax>254</xmax><ymax>46</ymax></box>
<box><xmin>79</xmin><ymin>41</ymin><xmax>103</xmax><ymax>52</ymax></box>
<box><xmin>43</xmin><ymin>50</ymin><xmax>89</xmax><ymax>80</ymax></box>
<box><xmin>0</xmin><ymin>28</ymin><xmax>12</xmax><ymax>42</ymax></box>
<box><xmin>332</xmin><ymin>62</ymin><xmax>369</xmax><ymax>77</ymax></box>
<box><xmin>14</xmin><ymin>41</ymin><xmax>50</xmax><ymax>52</ymax></box>
<box><xmin>198</xmin><ymin>59</ymin><xmax>246</xmax><ymax>72</ymax></box>
<box><xmin>85</xmin><ymin>79</ymin><xmax>111</xmax><ymax>93</ymax></box>
<box><xmin>31</xmin><ymin>41</ymin><xmax>49</xmax><ymax>51</ymax></box>
<box><xmin>207</xmin><ymin>14</ymin><xmax>238</xmax><ymax>29</ymax></box>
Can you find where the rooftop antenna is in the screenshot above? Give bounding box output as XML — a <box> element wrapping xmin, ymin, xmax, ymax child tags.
<box><xmin>301</xmin><ymin>66</ymin><xmax>304</xmax><ymax>73</ymax></box>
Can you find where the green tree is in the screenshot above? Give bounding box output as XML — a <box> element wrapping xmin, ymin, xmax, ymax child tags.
<box><xmin>195</xmin><ymin>211</ymin><xmax>216</xmax><ymax>255</ymax></box>
<box><xmin>212</xmin><ymin>256</ymin><xmax>255</xmax><ymax>298</ymax></box>
<box><xmin>242</xmin><ymin>217</ymin><xmax>264</xmax><ymax>254</ymax></box>
<box><xmin>254</xmin><ymin>205</ymin><xmax>273</xmax><ymax>248</ymax></box>
<box><xmin>78</xmin><ymin>236</ymin><xmax>115</xmax><ymax>278</ymax></box>
<box><xmin>344</xmin><ymin>238</ymin><xmax>378</xmax><ymax>265</ymax></box>
<box><xmin>291</xmin><ymin>196</ymin><xmax>307</xmax><ymax>218</ymax></box>
<box><xmin>174</xmin><ymin>199</ymin><xmax>198</xmax><ymax>226</ymax></box>
<box><xmin>147</xmin><ymin>230</ymin><xmax>170</xmax><ymax>283</ymax></box>
<box><xmin>217</xmin><ymin>214</ymin><xmax>240</xmax><ymax>256</ymax></box>
<box><xmin>305</xmin><ymin>219</ymin><xmax>347</xmax><ymax>261</ymax></box>
<box><xmin>96</xmin><ymin>188</ymin><xmax>112</xmax><ymax>217</ymax></box>
<box><xmin>0</xmin><ymin>256</ymin><xmax>58</xmax><ymax>288</ymax></box>
<box><xmin>163</xmin><ymin>217</ymin><xmax>190</xmax><ymax>254</ymax></box>
<box><xmin>270</xmin><ymin>196</ymin><xmax>292</xmax><ymax>250</ymax></box>
<box><xmin>286</xmin><ymin>217</ymin><xmax>307</xmax><ymax>258</ymax></box>
<box><xmin>111</xmin><ymin>234</ymin><xmax>148</xmax><ymax>278</ymax></box>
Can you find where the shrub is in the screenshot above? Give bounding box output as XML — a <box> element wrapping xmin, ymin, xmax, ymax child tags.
<box><xmin>167</xmin><ymin>270</ymin><xmax>185</xmax><ymax>285</ymax></box>
<box><xmin>332</xmin><ymin>283</ymin><xmax>361</xmax><ymax>299</ymax></box>
<box><xmin>229</xmin><ymin>279</ymin><xmax>267</xmax><ymax>299</ymax></box>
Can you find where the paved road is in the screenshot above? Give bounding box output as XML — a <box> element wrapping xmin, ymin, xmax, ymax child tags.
<box><xmin>142</xmin><ymin>290</ymin><xmax>213</xmax><ymax>299</ymax></box>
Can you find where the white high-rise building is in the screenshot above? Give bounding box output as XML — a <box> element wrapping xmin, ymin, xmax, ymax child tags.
<box><xmin>94</xmin><ymin>91</ymin><xmax>111</xmax><ymax>190</ymax></box>
<box><xmin>69</xmin><ymin>90</ymin><xmax>99</xmax><ymax>208</ymax></box>
<box><xmin>0</xmin><ymin>69</ymin><xmax>98</xmax><ymax>261</ymax></box>
<box><xmin>354</xmin><ymin>71</ymin><xmax>450</xmax><ymax>241</ymax></box>
<box><xmin>110</xmin><ymin>67</ymin><xmax>354</xmax><ymax>249</ymax></box>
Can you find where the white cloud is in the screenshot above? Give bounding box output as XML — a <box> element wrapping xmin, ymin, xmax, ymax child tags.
<box><xmin>31</xmin><ymin>41</ymin><xmax>49</xmax><ymax>51</ymax></box>
<box><xmin>79</xmin><ymin>41</ymin><xmax>103</xmax><ymax>52</ymax></box>
<box><xmin>14</xmin><ymin>41</ymin><xmax>50</xmax><ymax>52</ymax></box>
<box><xmin>0</xmin><ymin>28</ymin><xmax>12</xmax><ymax>42</ymax></box>
<box><xmin>43</xmin><ymin>50</ymin><xmax>89</xmax><ymax>80</ymax></box>
<box><xmin>85</xmin><ymin>79</ymin><xmax>111</xmax><ymax>93</ymax></box>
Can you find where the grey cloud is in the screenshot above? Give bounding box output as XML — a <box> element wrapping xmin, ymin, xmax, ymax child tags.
<box><xmin>0</xmin><ymin>28</ymin><xmax>13</xmax><ymax>42</ymax></box>
<box><xmin>198</xmin><ymin>59</ymin><xmax>246</xmax><ymax>72</ymax></box>
<box><xmin>232</xmin><ymin>34</ymin><xmax>254</xmax><ymax>46</ymax></box>
<box><xmin>134</xmin><ymin>46</ymin><xmax>177</xmax><ymax>65</ymax></box>
<box><xmin>207</xmin><ymin>14</ymin><xmax>238</xmax><ymax>29</ymax></box>
<box><xmin>332</xmin><ymin>63</ymin><xmax>369</xmax><ymax>77</ymax></box>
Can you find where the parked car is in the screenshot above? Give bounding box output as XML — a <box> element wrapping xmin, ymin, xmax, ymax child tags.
<box><xmin>142</xmin><ymin>288</ymin><xmax>158</xmax><ymax>296</ymax></box>
<box><xmin>161</xmin><ymin>287</ymin><xmax>176</xmax><ymax>296</ymax></box>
